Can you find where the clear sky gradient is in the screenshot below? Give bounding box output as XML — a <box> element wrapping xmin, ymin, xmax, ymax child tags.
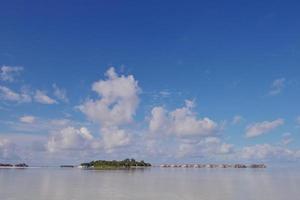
<box><xmin>0</xmin><ymin>0</ymin><xmax>300</xmax><ymax>165</ymax></box>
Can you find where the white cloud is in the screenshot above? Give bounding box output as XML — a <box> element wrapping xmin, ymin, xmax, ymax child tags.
<box><xmin>2</xmin><ymin>66</ymin><xmax>300</xmax><ymax>164</ymax></box>
<box><xmin>159</xmin><ymin>90</ymin><xmax>171</xmax><ymax>97</ymax></box>
<box><xmin>0</xmin><ymin>86</ymin><xmax>60</xmax><ymax>105</ymax></box>
<box><xmin>47</xmin><ymin>126</ymin><xmax>93</xmax><ymax>152</ymax></box>
<box><xmin>3</xmin><ymin>117</ymin><xmax>76</xmax><ymax>134</ymax></box>
<box><xmin>281</xmin><ymin>132</ymin><xmax>293</xmax><ymax>145</ymax></box>
<box><xmin>101</xmin><ymin>127</ymin><xmax>131</xmax><ymax>152</ymax></box>
<box><xmin>177</xmin><ymin>143</ymin><xmax>195</xmax><ymax>158</ymax></box>
<box><xmin>49</xmin><ymin>119</ymin><xmax>71</xmax><ymax>127</ymax></box>
<box><xmin>269</xmin><ymin>78</ymin><xmax>285</xmax><ymax>96</ymax></box>
<box><xmin>143</xmin><ymin>139</ymin><xmax>167</xmax><ymax>157</ymax></box>
<box><xmin>149</xmin><ymin>100</ymin><xmax>218</xmax><ymax>137</ymax></box>
<box><xmin>0</xmin><ymin>65</ymin><xmax>23</xmax><ymax>82</ymax></box>
<box><xmin>79</xmin><ymin>67</ymin><xmax>140</xmax><ymax>151</ymax></box>
<box><xmin>219</xmin><ymin>143</ymin><xmax>234</xmax><ymax>154</ymax></box>
<box><xmin>197</xmin><ymin>137</ymin><xmax>233</xmax><ymax>155</ymax></box>
<box><xmin>296</xmin><ymin>116</ymin><xmax>300</xmax><ymax>125</ymax></box>
<box><xmin>19</xmin><ymin>115</ymin><xmax>36</xmax><ymax>124</ymax></box>
<box><xmin>53</xmin><ymin>84</ymin><xmax>68</xmax><ymax>102</ymax></box>
<box><xmin>79</xmin><ymin>67</ymin><xmax>140</xmax><ymax>127</ymax></box>
<box><xmin>149</xmin><ymin>107</ymin><xmax>168</xmax><ymax>133</ymax></box>
<box><xmin>240</xmin><ymin>144</ymin><xmax>299</xmax><ymax>160</ymax></box>
<box><xmin>34</xmin><ymin>90</ymin><xmax>57</xmax><ymax>104</ymax></box>
<box><xmin>245</xmin><ymin>119</ymin><xmax>284</xmax><ymax>138</ymax></box>
<box><xmin>184</xmin><ymin>99</ymin><xmax>196</xmax><ymax>108</ymax></box>
<box><xmin>0</xmin><ymin>138</ymin><xmax>18</xmax><ymax>161</ymax></box>
<box><xmin>0</xmin><ymin>85</ymin><xmax>20</xmax><ymax>101</ymax></box>
<box><xmin>176</xmin><ymin>137</ymin><xmax>234</xmax><ymax>158</ymax></box>
<box><xmin>0</xmin><ymin>85</ymin><xmax>31</xmax><ymax>103</ymax></box>
<box><xmin>232</xmin><ymin>115</ymin><xmax>243</xmax><ymax>125</ymax></box>
<box><xmin>0</xmin><ymin>133</ymin><xmax>98</xmax><ymax>165</ymax></box>
<box><xmin>79</xmin><ymin>127</ymin><xmax>93</xmax><ymax>140</ymax></box>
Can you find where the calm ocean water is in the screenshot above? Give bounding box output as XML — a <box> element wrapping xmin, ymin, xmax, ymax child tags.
<box><xmin>0</xmin><ymin>167</ymin><xmax>299</xmax><ymax>200</ymax></box>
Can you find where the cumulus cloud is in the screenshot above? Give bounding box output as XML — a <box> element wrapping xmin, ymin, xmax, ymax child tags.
<box><xmin>269</xmin><ymin>78</ymin><xmax>285</xmax><ymax>96</ymax></box>
<box><xmin>240</xmin><ymin>144</ymin><xmax>299</xmax><ymax>160</ymax></box>
<box><xmin>79</xmin><ymin>67</ymin><xmax>140</xmax><ymax>127</ymax></box>
<box><xmin>177</xmin><ymin>143</ymin><xmax>195</xmax><ymax>158</ymax></box>
<box><xmin>47</xmin><ymin>126</ymin><xmax>93</xmax><ymax>152</ymax></box>
<box><xmin>177</xmin><ymin>137</ymin><xmax>234</xmax><ymax>158</ymax></box>
<box><xmin>34</xmin><ymin>90</ymin><xmax>57</xmax><ymax>104</ymax></box>
<box><xmin>149</xmin><ymin>100</ymin><xmax>218</xmax><ymax>137</ymax></box>
<box><xmin>53</xmin><ymin>84</ymin><xmax>69</xmax><ymax>103</ymax></box>
<box><xmin>101</xmin><ymin>127</ymin><xmax>131</xmax><ymax>152</ymax></box>
<box><xmin>191</xmin><ymin>142</ymin><xmax>300</xmax><ymax>162</ymax></box>
<box><xmin>245</xmin><ymin>119</ymin><xmax>284</xmax><ymax>138</ymax></box>
<box><xmin>0</xmin><ymin>65</ymin><xmax>23</xmax><ymax>82</ymax></box>
<box><xmin>0</xmin><ymin>85</ymin><xmax>31</xmax><ymax>103</ymax></box>
<box><xmin>19</xmin><ymin>115</ymin><xmax>36</xmax><ymax>124</ymax></box>
<box><xmin>2</xmin><ymin>66</ymin><xmax>299</xmax><ymax>164</ymax></box>
<box><xmin>79</xmin><ymin>67</ymin><xmax>140</xmax><ymax>151</ymax></box>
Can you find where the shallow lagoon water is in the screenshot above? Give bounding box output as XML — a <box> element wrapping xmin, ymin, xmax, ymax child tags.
<box><xmin>1</xmin><ymin>167</ymin><xmax>299</xmax><ymax>200</ymax></box>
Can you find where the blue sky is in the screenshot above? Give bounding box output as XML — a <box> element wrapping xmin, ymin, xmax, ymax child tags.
<box><xmin>0</xmin><ymin>0</ymin><xmax>300</xmax><ymax>165</ymax></box>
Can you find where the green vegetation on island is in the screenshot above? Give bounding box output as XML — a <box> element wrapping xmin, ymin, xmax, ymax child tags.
<box><xmin>80</xmin><ymin>158</ymin><xmax>151</xmax><ymax>169</ymax></box>
<box><xmin>0</xmin><ymin>163</ymin><xmax>28</xmax><ymax>168</ymax></box>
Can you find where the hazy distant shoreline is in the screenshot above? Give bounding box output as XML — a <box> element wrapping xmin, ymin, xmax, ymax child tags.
<box><xmin>0</xmin><ymin>162</ymin><xmax>267</xmax><ymax>169</ymax></box>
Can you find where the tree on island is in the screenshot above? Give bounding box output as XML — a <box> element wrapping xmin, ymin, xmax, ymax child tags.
<box><xmin>80</xmin><ymin>158</ymin><xmax>151</xmax><ymax>168</ymax></box>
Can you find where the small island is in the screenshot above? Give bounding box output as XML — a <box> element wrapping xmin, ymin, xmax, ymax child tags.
<box><xmin>80</xmin><ymin>158</ymin><xmax>151</xmax><ymax>169</ymax></box>
<box><xmin>0</xmin><ymin>163</ymin><xmax>28</xmax><ymax>168</ymax></box>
